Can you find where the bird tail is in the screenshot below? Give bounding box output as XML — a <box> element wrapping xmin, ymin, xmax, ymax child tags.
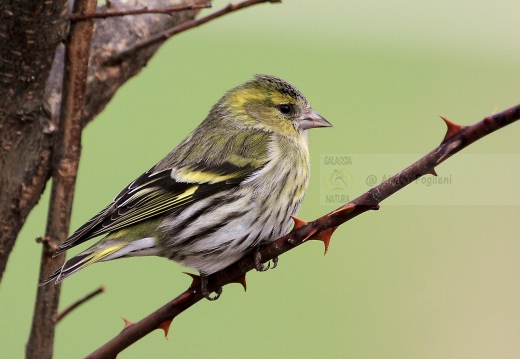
<box><xmin>40</xmin><ymin>237</ymin><xmax>157</xmax><ymax>285</ymax></box>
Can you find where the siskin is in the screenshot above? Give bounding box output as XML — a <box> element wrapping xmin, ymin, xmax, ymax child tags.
<box><xmin>42</xmin><ymin>74</ymin><xmax>331</xmax><ymax>299</ymax></box>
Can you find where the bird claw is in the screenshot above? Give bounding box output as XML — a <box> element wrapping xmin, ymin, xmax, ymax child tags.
<box><xmin>200</xmin><ymin>275</ymin><xmax>222</xmax><ymax>301</ymax></box>
<box><xmin>203</xmin><ymin>288</ymin><xmax>222</xmax><ymax>301</ymax></box>
<box><xmin>254</xmin><ymin>249</ymin><xmax>278</xmax><ymax>272</ymax></box>
<box><xmin>271</xmin><ymin>256</ymin><xmax>278</xmax><ymax>269</ymax></box>
<box><xmin>255</xmin><ymin>260</ymin><xmax>270</xmax><ymax>272</ymax></box>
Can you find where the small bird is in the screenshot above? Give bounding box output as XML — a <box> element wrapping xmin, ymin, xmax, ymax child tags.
<box><xmin>42</xmin><ymin>74</ymin><xmax>331</xmax><ymax>299</ymax></box>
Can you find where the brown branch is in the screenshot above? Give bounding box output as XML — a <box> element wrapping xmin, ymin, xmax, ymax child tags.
<box><xmin>57</xmin><ymin>286</ymin><xmax>106</xmax><ymax>322</ymax></box>
<box><xmin>67</xmin><ymin>3</ymin><xmax>211</xmax><ymax>21</ymax></box>
<box><xmin>87</xmin><ymin>104</ymin><xmax>520</xmax><ymax>358</ymax></box>
<box><xmin>26</xmin><ymin>0</ymin><xmax>97</xmax><ymax>358</ymax></box>
<box><xmin>105</xmin><ymin>0</ymin><xmax>281</xmax><ymax>65</ymax></box>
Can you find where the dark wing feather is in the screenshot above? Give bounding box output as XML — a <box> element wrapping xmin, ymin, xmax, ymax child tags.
<box><xmin>55</xmin><ymin>163</ymin><xmax>261</xmax><ymax>255</ymax></box>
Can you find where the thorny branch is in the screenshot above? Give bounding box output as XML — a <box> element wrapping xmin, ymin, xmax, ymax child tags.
<box><xmin>86</xmin><ymin>105</ymin><xmax>520</xmax><ymax>358</ymax></box>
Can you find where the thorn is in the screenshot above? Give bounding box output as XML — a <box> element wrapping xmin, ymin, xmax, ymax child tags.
<box><xmin>427</xmin><ymin>168</ymin><xmax>438</xmax><ymax>176</ymax></box>
<box><xmin>183</xmin><ymin>272</ymin><xmax>201</xmax><ymax>290</ymax></box>
<box><xmin>290</xmin><ymin>215</ymin><xmax>308</xmax><ymax>230</ymax></box>
<box><xmin>291</xmin><ymin>215</ymin><xmax>316</xmax><ymax>243</ymax></box>
<box><xmin>172</xmin><ymin>291</ymin><xmax>192</xmax><ymax>306</ymax></box>
<box><xmin>370</xmin><ymin>204</ymin><xmax>380</xmax><ymax>211</ymax></box>
<box><xmin>311</xmin><ymin>227</ymin><xmax>337</xmax><ymax>255</ymax></box>
<box><xmin>232</xmin><ymin>275</ymin><xmax>247</xmax><ymax>292</ymax></box>
<box><xmin>121</xmin><ymin>317</ymin><xmax>133</xmax><ymax>330</ymax></box>
<box><xmin>331</xmin><ymin>203</ymin><xmax>356</xmax><ymax>217</ymax></box>
<box><xmin>301</xmin><ymin>228</ymin><xmax>318</xmax><ymax>243</ymax></box>
<box><xmin>158</xmin><ymin>319</ymin><xmax>173</xmax><ymax>339</ymax></box>
<box><xmin>440</xmin><ymin>116</ymin><xmax>466</xmax><ymax>143</ymax></box>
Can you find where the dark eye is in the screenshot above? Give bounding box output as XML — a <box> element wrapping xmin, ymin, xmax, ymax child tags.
<box><xmin>277</xmin><ymin>104</ymin><xmax>292</xmax><ymax>115</ymax></box>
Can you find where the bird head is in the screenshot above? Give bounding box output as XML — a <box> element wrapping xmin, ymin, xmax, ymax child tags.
<box><xmin>220</xmin><ymin>74</ymin><xmax>331</xmax><ymax>136</ymax></box>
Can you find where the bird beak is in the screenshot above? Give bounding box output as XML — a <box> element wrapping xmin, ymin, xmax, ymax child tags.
<box><xmin>298</xmin><ymin>109</ymin><xmax>332</xmax><ymax>130</ymax></box>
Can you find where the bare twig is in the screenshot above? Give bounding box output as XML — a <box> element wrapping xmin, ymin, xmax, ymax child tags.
<box><xmin>57</xmin><ymin>286</ymin><xmax>106</xmax><ymax>322</ymax></box>
<box><xmin>26</xmin><ymin>0</ymin><xmax>97</xmax><ymax>358</ymax></box>
<box><xmin>105</xmin><ymin>0</ymin><xmax>281</xmax><ymax>65</ymax></box>
<box><xmin>87</xmin><ymin>104</ymin><xmax>520</xmax><ymax>358</ymax></box>
<box><xmin>67</xmin><ymin>3</ymin><xmax>211</xmax><ymax>21</ymax></box>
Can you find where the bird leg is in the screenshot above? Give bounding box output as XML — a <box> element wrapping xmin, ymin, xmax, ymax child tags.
<box><xmin>200</xmin><ymin>274</ymin><xmax>222</xmax><ymax>301</ymax></box>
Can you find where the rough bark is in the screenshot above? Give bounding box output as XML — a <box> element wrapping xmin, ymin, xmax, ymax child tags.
<box><xmin>0</xmin><ymin>0</ymin><xmax>68</xmax><ymax>283</ymax></box>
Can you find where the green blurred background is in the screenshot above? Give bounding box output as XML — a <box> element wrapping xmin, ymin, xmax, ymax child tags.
<box><xmin>2</xmin><ymin>0</ymin><xmax>520</xmax><ymax>357</ymax></box>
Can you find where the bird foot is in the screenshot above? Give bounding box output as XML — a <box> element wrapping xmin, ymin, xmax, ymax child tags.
<box><xmin>254</xmin><ymin>249</ymin><xmax>278</xmax><ymax>272</ymax></box>
<box><xmin>200</xmin><ymin>275</ymin><xmax>222</xmax><ymax>301</ymax></box>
